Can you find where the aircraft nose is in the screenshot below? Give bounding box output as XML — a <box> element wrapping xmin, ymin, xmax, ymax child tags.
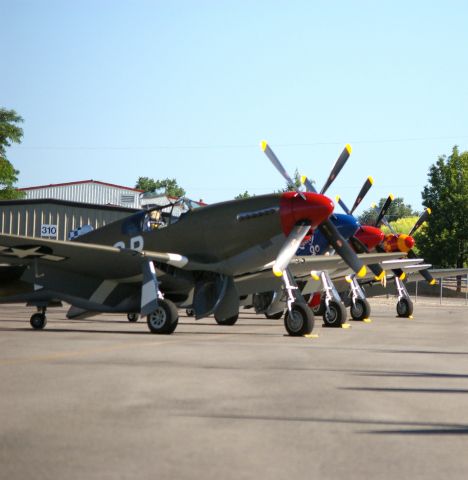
<box><xmin>398</xmin><ymin>234</ymin><xmax>415</xmax><ymax>251</ymax></box>
<box><xmin>355</xmin><ymin>225</ymin><xmax>385</xmax><ymax>250</ymax></box>
<box><xmin>280</xmin><ymin>191</ymin><xmax>334</xmax><ymax>235</ymax></box>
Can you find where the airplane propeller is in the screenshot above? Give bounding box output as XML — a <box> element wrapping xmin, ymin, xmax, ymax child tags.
<box><xmin>262</xmin><ymin>141</ymin><xmax>366</xmax><ymax>278</ymax></box>
<box><xmin>375</xmin><ymin>202</ymin><xmax>435</xmax><ymax>284</ymax></box>
<box><xmin>337</xmin><ymin>176</ymin><xmax>374</xmax><ymax>216</ymax></box>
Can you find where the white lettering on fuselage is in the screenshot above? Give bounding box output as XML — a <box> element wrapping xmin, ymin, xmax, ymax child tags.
<box><xmin>113</xmin><ymin>236</ymin><xmax>144</xmax><ymax>252</ymax></box>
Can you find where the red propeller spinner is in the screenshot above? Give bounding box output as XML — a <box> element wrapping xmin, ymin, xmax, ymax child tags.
<box><xmin>354</xmin><ymin>225</ymin><xmax>385</xmax><ymax>250</ymax></box>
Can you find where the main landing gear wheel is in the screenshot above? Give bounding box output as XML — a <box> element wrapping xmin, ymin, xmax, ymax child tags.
<box><xmin>127</xmin><ymin>313</ymin><xmax>139</xmax><ymax>322</ymax></box>
<box><xmin>350</xmin><ymin>298</ymin><xmax>371</xmax><ymax>321</ymax></box>
<box><xmin>30</xmin><ymin>313</ymin><xmax>47</xmax><ymax>330</ymax></box>
<box><xmin>323</xmin><ymin>300</ymin><xmax>347</xmax><ymax>328</ymax></box>
<box><xmin>215</xmin><ymin>314</ymin><xmax>239</xmax><ymax>325</ymax></box>
<box><xmin>396</xmin><ymin>298</ymin><xmax>414</xmax><ymax>318</ymax></box>
<box><xmin>265</xmin><ymin>311</ymin><xmax>284</xmax><ymax>320</ymax></box>
<box><xmin>147</xmin><ymin>300</ymin><xmax>179</xmax><ymax>334</ymax></box>
<box><xmin>284</xmin><ymin>303</ymin><xmax>314</xmax><ymax>336</ymax></box>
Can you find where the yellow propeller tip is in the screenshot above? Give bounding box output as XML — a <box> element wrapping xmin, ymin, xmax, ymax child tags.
<box><xmin>374</xmin><ymin>270</ymin><xmax>386</xmax><ymax>281</ymax></box>
<box><xmin>345</xmin><ymin>144</ymin><xmax>352</xmax><ymax>154</ymax></box>
<box><xmin>357</xmin><ymin>266</ymin><xmax>367</xmax><ymax>278</ymax></box>
<box><xmin>371</xmin><ymin>202</ymin><xmax>376</xmax><ymax>209</ymax></box>
<box><xmin>368</xmin><ymin>176</ymin><xmax>374</xmax><ymax>185</ymax></box>
<box><xmin>273</xmin><ymin>268</ymin><xmax>283</xmax><ymax>277</ymax></box>
<box><xmin>430</xmin><ymin>279</ymin><xmax>436</xmax><ymax>285</ymax></box>
<box><xmin>310</xmin><ymin>271</ymin><xmax>320</xmax><ymax>281</ymax></box>
<box><xmin>260</xmin><ymin>140</ymin><xmax>268</xmax><ymax>151</ymax></box>
<box><xmin>399</xmin><ymin>272</ymin><xmax>406</xmax><ymax>280</ymax></box>
<box><xmin>389</xmin><ymin>194</ymin><xmax>395</xmax><ymax>201</ymax></box>
<box><xmin>427</xmin><ymin>207</ymin><xmax>432</xmax><ymax>215</ymax></box>
<box><xmin>335</xmin><ymin>195</ymin><xmax>340</xmax><ymax>202</ymax></box>
<box><xmin>300</xmin><ymin>175</ymin><xmax>307</xmax><ymax>185</ymax></box>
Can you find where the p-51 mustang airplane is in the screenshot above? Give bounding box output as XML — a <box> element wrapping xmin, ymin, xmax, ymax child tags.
<box><xmin>0</xmin><ymin>173</ymin><xmax>376</xmax><ymax>336</ymax></box>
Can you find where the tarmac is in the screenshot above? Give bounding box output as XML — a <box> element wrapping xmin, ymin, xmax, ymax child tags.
<box><xmin>1</xmin><ymin>297</ymin><xmax>467</xmax><ymax>480</ymax></box>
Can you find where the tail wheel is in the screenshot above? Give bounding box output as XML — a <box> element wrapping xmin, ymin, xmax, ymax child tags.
<box><xmin>30</xmin><ymin>313</ymin><xmax>47</xmax><ymax>330</ymax></box>
<box><xmin>396</xmin><ymin>298</ymin><xmax>414</xmax><ymax>317</ymax></box>
<box><xmin>185</xmin><ymin>308</ymin><xmax>195</xmax><ymax>317</ymax></box>
<box><xmin>147</xmin><ymin>300</ymin><xmax>179</xmax><ymax>334</ymax></box>
<box><xmin>215</xmin><ymin>314</ymin><xmax>239</xmax><ymax>325</ymax></box>
<box><xmin>284</xmin><ymin>303</ymin><xmax>314</xmax><ymax>336</ymax></box>
<box><xmin>265</xmin><ymin>311</ymin><xmax>284</xmax><ymax>320</ymax></box>
<box><xmin>350</xmin><ymin>298</ymin><xmax>371</xmax><ymax>321</ymax></box>
<box><xmin>323</xmin><ymin>300</ymin><xmax>347</xmax><ymax>327</ymax></box>
<box><xmin>127</xmin><ymin>313</ymin><xmax>139</xmax><ymax>322</ymax></box>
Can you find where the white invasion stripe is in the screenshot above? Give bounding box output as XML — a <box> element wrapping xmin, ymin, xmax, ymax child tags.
<box><xmin>89</xmin><ymin>280</ymin><xmax>118</xmax><ymax>303</ymax></box>
<box><xmin>142</xmin><ymin>280</ymin><xmax>157</xmax><ymax>307</ymax></box>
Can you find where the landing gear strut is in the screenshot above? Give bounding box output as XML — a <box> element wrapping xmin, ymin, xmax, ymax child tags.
<box><xmin>395</xmin><ymin>277</ymin><xmax>414</xmax><ymax>317</ymax></box>
<box><xmin>347</xmin><ymin>275</ymin><xmax>371</xmax><ymax>321</ymax></box>
<box><xmin>320</xmin><ymin>271</ymin><xmax>347</xmax><ymax>327</ymax></box>
<box><xmin>281</xmin><ymin>269</ymin><xmax>314</xmax><ymax>336</ymax></box>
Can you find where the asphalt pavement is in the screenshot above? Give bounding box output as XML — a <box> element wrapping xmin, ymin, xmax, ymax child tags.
<box><xmin>1</xmin><ymin>298</ymin><xmax>467</xmax><ymax>480</ymax></box>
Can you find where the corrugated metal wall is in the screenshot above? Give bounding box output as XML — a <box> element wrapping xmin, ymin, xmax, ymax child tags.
<box><xmin>0</xmin><ymin>201</ymin><xmax>138</xmax><ymax>241</ymax></box>
<box><xmin>23</xmin><ymin>182</ymin><xmax>141</xmax><ymax>208</ymax></box>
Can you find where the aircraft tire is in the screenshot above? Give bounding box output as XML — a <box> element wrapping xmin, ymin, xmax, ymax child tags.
<box><xmin>147</xmin><ymin>300</ymin><xmax>179</xmax><ymax>334</ymax></box>
<box><xmin>265</xmin><ymin>311</ymin><xmax>284</xmax><ymax>320</ymax></box>
<box><xmin>322</xmin><ymin>300</ymin><xmax>347</xmax><ymax>327</ymax></box>
<box><xmin>127</xmin><ymin>313</ymin><xmax>139</xmax><ymax>322</ymax></box>
<box><xmin>284</xmin><ymin>303</ymin><xmax>314</xmax><ymax>336</ymax></box>
<box><xmin>396</xmin><ymin>298</ymin><xmax>413</xmax><ymax>318</ymax></box>
<box><xmin>350</xmin><ymin>298</ymin><xmax>371</xmax><ymax>321</ymax></box>
<box><xmin>30</xmin><ymin>313</ymin><xmax>47</xmax><ymax>330</ymax></box>
<box><xmin>215</xmin><ymin>314</ymin><xmax>239</xmax><ymax>325</ymax></box>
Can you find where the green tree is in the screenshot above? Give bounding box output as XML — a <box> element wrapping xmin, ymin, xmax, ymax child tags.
<box><xmin>0</xmin><ymin>108</ymin><xmax>25</xmax><ymax>199</ymax></box>
<box><xmin>276</xmin><ymin>169</ymin><xmax>304</xmax><ymax>193</ymax></box>
<box><xmin>136</xmin><ymin>177</ymin><xmax>186</xmax><ymax>198</ymax></box>
<box><xmin>416</xmin><ymin>146</ymin><xmax>468</xmax><ymax>275</ymax></box>
<box><xmin>235</xmin><ymin>190</ymin><xmax>252</xmax><ymax>199</ymax></box>
<box><xmin>358</xmin><ymin>197</ymin><xmax>418</xmax><ymax>225</ymax></box>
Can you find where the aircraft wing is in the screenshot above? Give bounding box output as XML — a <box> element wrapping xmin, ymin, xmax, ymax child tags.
<box><xmin>0</xmin><ymin>233</ymin><xmax>205</xmax><ymax>280</ymax></box>
<box><xmin>288</xmin><ymin>251</ymin><xmax>406</xmax><ymax>279</ymax></box>
<box><xmin>403</xmin><ymin>267</ymin><xmax>468</xmax><ymax>283</ymax></box>
<box><xmin>235</xmin><ymin>251</ymin><xmax>405</xmax><ymax>295</ymax></box>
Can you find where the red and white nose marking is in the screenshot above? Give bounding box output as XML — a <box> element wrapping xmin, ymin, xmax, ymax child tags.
<box><xmin>354</xmin><ymin>225</ymin><xmax>385</xmax><ymax>250</ymax></box>
<box><xmin>279</xmin><ymin>191</ymin><xmax>334</xmax><ymax>235</ymax></box>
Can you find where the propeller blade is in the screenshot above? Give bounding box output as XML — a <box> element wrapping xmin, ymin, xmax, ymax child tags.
<box><xmin>336</xmin><ymin>195</ymin><xmax>351</xmax><ymax>215</ymax></box>
<box><xmin>349</xmin><ymin>236</ymin><xmax>385</xmax><ymax>279</ymax></box>
<box><xmin>273</xmin><ymin>223</ymin><xmax>311</xmax><ymax>277</ymax></box>
<box><xmin>320</xmin><ymin>144</ymin><xmax>352</xmax><ymax>194</ymax></box>
<box><xmin>407</xmin><ymin>248</ymin><xmax>436</xmax><ymax>285</ymax></box>
<box><xmin>350</xmin><ymin>176</ymin><xmax>374</xmax><ymax>214</ymax></box>
<box><xmin>261</xmin><ymin>140</ymin><xmax>295</xmax><ymax>189</ymax></box>
<box><xmin>261</xmin><ymin>140</ymin><xmax>305</xmax><ymax>199</ymax></box>
<box><xmin>301</xmin><ymin>175</ymin><xmax>317</xmax><ymax>193</ymax></box>
<box><xmin>381</xmin><ymin>216</ymin><xmax>397</xmax><ymax>235</ymax></box>
<box><xmin>375</xmin><ymin>194</ymin><xmax>394</xmax><ymax>227</ymax></box>
<box><xmin>408</xmin><ymin>208</ymin><xmax>432</xmax><ymax>237</ymax></box>
<box><xmin>318</xmin><ymin>219</ymin><xmax>367</xmax><ymax>277</ymax></box>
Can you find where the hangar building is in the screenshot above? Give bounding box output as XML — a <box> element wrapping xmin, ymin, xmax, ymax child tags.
<box><xmin>19</xmin><ymin>180</ymin><xmax>143</xmax><ymax>209</ymax></box>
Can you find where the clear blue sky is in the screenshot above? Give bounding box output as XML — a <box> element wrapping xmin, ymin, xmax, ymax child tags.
<box><xmin>2</xmin><ymin>0</ymin><xmax>467</xmax><ymax>214</ymax></box>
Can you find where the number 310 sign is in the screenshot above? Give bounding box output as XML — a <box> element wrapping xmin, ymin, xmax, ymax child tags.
<box><xmin>41</xmin><ymin>224</ymin><xmax>58</xmax><ymax>238</ymax></box>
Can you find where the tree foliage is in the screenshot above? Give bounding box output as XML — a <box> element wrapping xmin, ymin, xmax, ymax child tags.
<box><xmin>235</xmin><ymin>190</ymin><xmax>252</xmax><ymax>199</ymax></box>
<box><xmin>358</xmin><ymin>197</ymin><xmax>418</xmax><ymax>225</ymax></box>
<box><xmin>136</xmin><ymin>177</ymin><xmax>186</xmax><ymax>198</ymax></box>
<box><xmin>0</xmin><ymin>108</ymin><xmax>25</xmax><ymax>199</ymax></box>
<box><xmin>415</xmin><ymin>146</ymin><xmax>468</xmax><ymax>269</ymax></box>
<box><xmin>277</xmin><ymin>169</ymin><xmax>304</xmax><ymax>193</ymax></box>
